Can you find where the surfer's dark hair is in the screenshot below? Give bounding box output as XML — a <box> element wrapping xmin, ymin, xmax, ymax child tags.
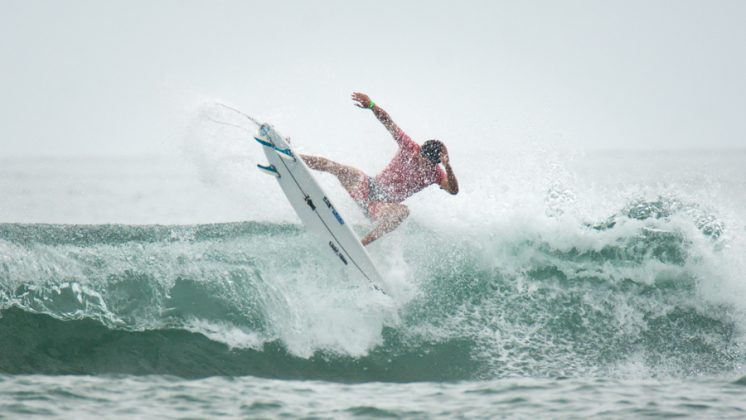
<box><xmin>421</xmin><ymin>140</ymin><xmax>444</xmax><ymax>164</ymax></box>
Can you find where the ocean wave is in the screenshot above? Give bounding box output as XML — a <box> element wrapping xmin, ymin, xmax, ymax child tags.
<box><xmin>0</xmin><ymin>198</ymin><xmax>744</xmax><ymax>381</ymax></box>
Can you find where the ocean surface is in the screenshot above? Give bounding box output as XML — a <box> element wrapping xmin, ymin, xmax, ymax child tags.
<box><xmin>1</xmin><ymin>144</ymin><xmax>745</xmax><ymax>418</ymax></box>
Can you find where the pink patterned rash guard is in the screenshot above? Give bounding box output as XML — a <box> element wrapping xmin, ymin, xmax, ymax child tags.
<box><xmin>372</xmin><ymin>129</ymin><xmax>446</xmax><ymax>203</ymax></box>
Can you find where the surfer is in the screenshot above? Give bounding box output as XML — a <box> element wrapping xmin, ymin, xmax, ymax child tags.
<box><xmin>301</xmin><ymin>92</ymin><xmax>459</xmax><ymax>246</ymax></box>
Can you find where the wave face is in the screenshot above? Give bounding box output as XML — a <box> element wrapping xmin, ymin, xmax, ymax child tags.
<box><xmin>1</xmin><ymin>199</ymin><xmax>744</xmax><ymax>381</ymax></box>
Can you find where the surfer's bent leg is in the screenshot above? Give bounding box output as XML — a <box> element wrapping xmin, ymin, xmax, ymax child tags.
<box><xmin>300</xmin><ymin>154</ymin><xmax>366</xmax><ymax>198</ymax></box>
<box><xmin>361</xmin><ymin>203</ymin><xmax>409</xmax><ymax>246</ymax></box>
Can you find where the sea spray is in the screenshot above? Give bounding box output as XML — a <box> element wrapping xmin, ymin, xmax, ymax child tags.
<box><xmin>1</xmin><ymin>197</ymin><xmax>743</xmax><ymax>380</ymax></box>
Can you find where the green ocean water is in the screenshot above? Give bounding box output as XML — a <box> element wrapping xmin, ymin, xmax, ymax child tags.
<box><xmin>0</xmin><ymin>202</ymin><xmax>740</xmax><ymax>377</ymax></box>
<box><xmin>1</xmin><ymin>152</ymin><xmax>746</xmax><ymax>417</ymax></box>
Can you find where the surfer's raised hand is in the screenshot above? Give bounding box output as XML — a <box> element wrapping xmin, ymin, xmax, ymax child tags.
<box><xmin>352</xmin><ymin>92</ymin><xmax>373</xmax><ymax>109</ymax></box>
<box><xmin>351</xmin><ymin>92</ymin><xmax>403</xmax><ymax>144</ymax></box>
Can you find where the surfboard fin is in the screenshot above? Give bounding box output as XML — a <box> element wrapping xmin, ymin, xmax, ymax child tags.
<box><xmin>255</xmin><ymin>137</ymin><xmax>296</xmax><ymax>162</ymax></box>
<box><xmin>274</xmin><ymin>147</ymin><xmax>296</xmax><ymax>162</ymax></box>
<box><xmin>257</xmin><ymin>164</ymin><xmax>280</xmax><ymax>178</ymax></box>
<box><xmin>255</xmin><ymin>137</ymin><xmax>274</xmax><ymax>148</ymax></box>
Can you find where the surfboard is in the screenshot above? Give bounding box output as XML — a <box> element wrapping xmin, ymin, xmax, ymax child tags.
<box><xmin>254</xmin><ymin>123</ymin><xmax>388</xmax><ymax>294</ymax></box>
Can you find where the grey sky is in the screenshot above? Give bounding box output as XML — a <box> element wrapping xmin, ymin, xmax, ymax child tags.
<box><xmin>1</xmin><ymin>0</ymin><xmax>745</xmax><ymax>157</ymax></box>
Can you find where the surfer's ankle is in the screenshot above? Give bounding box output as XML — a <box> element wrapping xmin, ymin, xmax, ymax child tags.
<box><xmin>302</xmin><ymin>155</ymin><xmax>327</xmax><ymax>171</ymax></box>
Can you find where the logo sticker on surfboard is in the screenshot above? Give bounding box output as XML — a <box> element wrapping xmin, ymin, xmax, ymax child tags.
<box><xmin>323</xmin><ymin>196</ymin><xmax>345</xmax><ymax>225</ymax></box>
<box><xmin>328</xmin><ymin>241</ymin><xmax>348</xmax><ymax>265</ymax></box>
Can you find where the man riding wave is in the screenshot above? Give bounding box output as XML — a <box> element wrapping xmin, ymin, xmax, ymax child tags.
<box><xmin>301</xmin><ymin>92</ymin><xmax>459</xmax><ymax>245</ymax></box>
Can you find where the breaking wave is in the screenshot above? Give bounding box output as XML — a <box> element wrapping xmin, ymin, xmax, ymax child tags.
<box><xmin>0</xmin><ymin>197</ymin><xmax>744</xmax><ymax>381</ymax></box>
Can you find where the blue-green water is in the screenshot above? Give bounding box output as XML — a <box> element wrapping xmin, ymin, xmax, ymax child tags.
<box><xmin>1</xmin><ymin>153</ymin><xmax>745</xmax><ymax>417</ymax></box>
<box><xmin>2</xmin><ymin>375</ymin><xmax>745</xmax><ymax>418</ymax></box>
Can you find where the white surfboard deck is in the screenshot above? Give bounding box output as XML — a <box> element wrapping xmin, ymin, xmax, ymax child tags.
<box><xmin>255</xmin><ymin>124</ymin><xmax>388</xmax><ymax>295</ymax></box>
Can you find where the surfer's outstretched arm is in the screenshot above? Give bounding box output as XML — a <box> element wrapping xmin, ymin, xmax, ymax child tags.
<box><xmin>351</xmin><ymin>92</ymin><xmax>405</xmax><ymax>146</ymax></box>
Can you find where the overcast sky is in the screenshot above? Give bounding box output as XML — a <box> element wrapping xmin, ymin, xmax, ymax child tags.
<box><xmin>1</xmin><ymin>0</ymin><xmax>745</xmax><ymax>157</ymax></box>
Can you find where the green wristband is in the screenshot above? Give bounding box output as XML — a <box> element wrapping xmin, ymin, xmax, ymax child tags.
<box><xmin>368</xmin><ymin>100</ymin><xmax>375</xmax><ymax>109</ymax></box>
